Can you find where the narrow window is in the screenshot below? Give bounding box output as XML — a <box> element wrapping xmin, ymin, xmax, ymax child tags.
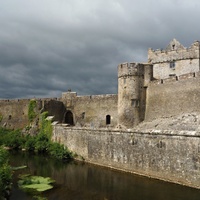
<box><xmin>106</xmin><ymin>115</ymin><xmax>111</xmax><ymax>125</ymax></box>
<box><xmin>136</xmin><ymin>100</ymin><xmax>140</xmax><ymax>107</ymax></box>
<box><xmin>82</xmin><ymin>112</ymin><xmax>85</xmax><ymax>119</ymax></box>
<box><xmin>131</xmin><ymin>99</ymin><xmax>135</xmax><ymax>107</ymax></box>
<box><xmin>124</xmin><ymin>78</ymin><xmax>126</xmax><ymax>84</ymax></box>
<box><xmin>131</xmin><ymin>99</ymin><xmax>140</xmax><ymax>108</ymax></box>
<box><xmin>170</xmin><ymin>61</ymin><xmax>175</xmax><ymax>68</ymax></box>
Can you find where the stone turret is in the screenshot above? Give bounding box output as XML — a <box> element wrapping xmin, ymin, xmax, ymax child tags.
<box><xmin>118</xmin><ymin>63</ymin><xmax>145</xmax><ymax>128</ymax></box>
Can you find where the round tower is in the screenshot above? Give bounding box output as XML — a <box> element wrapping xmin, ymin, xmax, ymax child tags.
<box><xmin>118</xmin><ymin>62</ymin><xmax>145</xmax><ymax>128</ymax></box>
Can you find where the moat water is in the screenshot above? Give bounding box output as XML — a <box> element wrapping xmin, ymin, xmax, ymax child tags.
<box><xmin>9</xmin><ymin>151</ymin><xmax>200</xmax><ymax>200</ymax></box>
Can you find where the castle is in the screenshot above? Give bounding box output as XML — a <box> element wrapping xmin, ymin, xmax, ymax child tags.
<box><xmin>60</xmin><ymin>38</ymin><xmax>200</xmax><ymax>130</ymax></box>
<box><xmin>1</xmin><ymin>38</ymin><xmax>200</xmax><ymax>130</ymax></box>
<box><xmin>1</xmin><ymin>39</ymin><xmax>200</xmax><ymax>188</ymax></box>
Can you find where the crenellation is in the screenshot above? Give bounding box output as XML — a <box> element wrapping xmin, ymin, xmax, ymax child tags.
<box><xmin>118</xmin><ymin>62</ymin><xmax>145</xmax><ymax>78</ymax></box>
<box><xmin>152</xmin><ymin>43</ymin><xmax>198</xmax><ymax>59</ymax></box>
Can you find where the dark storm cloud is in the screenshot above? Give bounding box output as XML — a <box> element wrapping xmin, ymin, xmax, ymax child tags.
<box><xmin>0</xmin><ymin>0</ymin><xmax>200</xmax><ymax>99</ymax></box>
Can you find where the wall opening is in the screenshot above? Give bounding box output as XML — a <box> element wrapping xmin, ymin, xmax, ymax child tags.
<box><xmin>131</xmin><ymin>99</ymin><xmax>140</xmax><ymax>108</ymax></box>
<box><xmin>106</xmin><ymin>115</ymin><xmax>111</xmax><ymax>125</ymax></box>
<box><xmin>170</xmin><ymin>61</ymin><xmax>176</xmax><ymax>68</ymax></box>
<box><xmin>64</xmin><ymin>111</ymin><xmax>74</xmax><ymax>125</ymax></box>
<box><xmin>81</xmin><ymin>112</ymin><xmax>85</xmax><ymax>119</ymax></box>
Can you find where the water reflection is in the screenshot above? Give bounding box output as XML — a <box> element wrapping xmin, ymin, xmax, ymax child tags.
<box><xmin>9</xmin><ymin>151</ymin><xmax>200</xmax><ymax>200</ymax></box>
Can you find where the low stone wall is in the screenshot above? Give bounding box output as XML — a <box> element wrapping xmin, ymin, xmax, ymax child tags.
<box><xmin>53</xmin><ymin>125</ymin><xmax>200</xmax><ymax>189</ymax></box>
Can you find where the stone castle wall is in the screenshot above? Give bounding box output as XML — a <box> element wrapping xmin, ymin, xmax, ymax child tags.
<box><xmin>62</xmin><ymin>93</ymin><xmax>118</xmax><ymax>128</ymax></box>
<box><xmin>53</xmin><ymin>125</ymin><xmax>200</xmax><ymax>189</ymax></box>
<box><xmin>145</xmin><ymin>71</ymin><xmax>200</xmax><ymax>122</ymax></box>
<box><xmin>0</xmin><ymin>98</ymin><xmax>65</xmax><ymax>129</ymax></box>
<box><xmin>153</xmin><ymin>59</ymin><xmax>199</xmax><ymax>79</ymax></box>
<box><xmin>0</xmin><ymin>99</ymin><xmax>30</xmax><ymax>129</ymax></box>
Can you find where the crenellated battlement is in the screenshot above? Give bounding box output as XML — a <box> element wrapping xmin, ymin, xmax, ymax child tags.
<box><xmin>148</xmin><ymin>39</ymin><xmax>200</xmax><ymax>64</ymax></box>
<box><xmin>149</xmin><ymin>71</ymin><xmax>200</xmax><ymax>86</ymax></box>
<box><xmin>118</xmin><ymin>62</ymin><xmax>145</xmax><ymax>78</ymax></box>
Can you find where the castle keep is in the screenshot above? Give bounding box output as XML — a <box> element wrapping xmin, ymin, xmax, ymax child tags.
<box><xmin>1</xmin><ymin>39</ymin><xmax>200</xmax><ymax>189</ymax></box>
<box><xmin>60</xmin><ymin>39</ymin><xmax>200</xmax><ymax>129</ymax></box>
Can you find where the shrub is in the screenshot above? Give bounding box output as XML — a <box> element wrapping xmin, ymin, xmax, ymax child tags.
<box><xmin>0</xmin><ymin>147</ymin><xmax>12</xmax><ymax>198</ymax></box>
<box><xmin>24</xmin><ymin>135</ymin><xmax>36</xmax><ymax>151</ymax></box>
<box><xmin>0</xmin><ymin>129</ymin><xmax>25</xmax><ymax>150</ymax></box>
<box><xmin>35</xmin><ymin>134</ymin><xmax>50</xmax><ymax>153</ymax></box>
<box><xmin>49</xmin><ymin>142</ymin><xmax>73</xmax><ymax>160</ymax></box>
<box><xmin>4</xmin><ymin>130</ymin><xmax>25</xmax><ymax>150</ymax></box>
<box><xmin>0</xmin><ymin>114</ymin><xmax>3</xmax><ymax>122</ymax></box>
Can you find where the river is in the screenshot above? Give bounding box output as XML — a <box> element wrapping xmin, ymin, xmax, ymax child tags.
<box><xmin>9</xmin><ymin>151</ymin><xmax>200</xmax><ymax>200</ymax></box>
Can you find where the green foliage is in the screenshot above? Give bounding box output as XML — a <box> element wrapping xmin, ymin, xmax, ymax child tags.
<box><xmin>0</xmin><ymin>147</ymin><xmax>12</xmax><ymax>198</ymax></box>
<box><xmin>28</xmin><ymin>99</ymin><xmax>37</xmax><ymax>123</ymax></box>
<box><xmin>0</xmin><ymin>147</ymin><xmax>9</xmax><ymax>166</ymax></box>
<box><xmin>39</xmin><ymin>112</ymin><xmax>52</xmax><ymax>138</ymax></box>
<box><xmin>49</xmin><ymin>142</ymin><xmax>73</xmax><ymax>160</ymax></box>
<box><xmin>34</xmin><ymin>134</ymin><xmax>50</xmax><ymax>153</ymax></box>
<box><xmin>0</xmin><ymin>113</ymin><xmax>3</xmax><ymax>122</ymax></box>
<box><xmin>18</xmin><ymin>175</ymin><xmax>55</xmax><ymax>192</ymax></box>
<box><xmin>0</xmin><ymin>128</ymin><xmax>25</xmax><ymax>149</ymax></box>
<box><xmin>24</xmin><ymin>135</ymin><xmax>36</xmax><ymax>151</ymax></box>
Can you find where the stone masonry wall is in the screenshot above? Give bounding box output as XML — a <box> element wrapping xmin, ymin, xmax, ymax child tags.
<box><xmin>62</xmin><ymin>93</ymin><xmax>118</xmax><ymax>128</ymax></box>
<box><xmin>0</xmin><ymin>98</ymin><xmax>65</xmax><ymax>129</ymax></box>
<box><xmin>0</xmin><ymin>99</ymin><xmax>30</xmax><ymax>129</ymax></box>
<box><xmin>148</xmin><ymin>40</ymin><xmax>200</xmax><ymax>64</ymax></box>
<box><xmin>148</xmin><ymin>40</ymin><xmax>200</xmax><ymax>79</ymax></box>
<box><xmin>145</xmin><ymin>72</ymin><xmax>200</xmax><ymax>122</ymax></box>
<box><xmin>53</xmin><ymin>125</ymin><xmax>200</xmax><ymax>188</ymax></box>
<box><xmin>153</xmin><ymin>59</ymin><xmax>199</xmax><ymax>79</ymax></box>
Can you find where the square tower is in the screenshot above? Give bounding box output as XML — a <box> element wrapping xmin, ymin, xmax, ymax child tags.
<box><xmin>148</xmin><ymin>39</ymin><xmax>200</xmax><ymax>79</ymax></box>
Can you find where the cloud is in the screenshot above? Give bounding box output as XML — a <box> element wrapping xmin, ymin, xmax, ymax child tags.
<box><xmin>0</xmin><ymin>0</ymin><xmax>200</xmax><ymax>99</ymax></box>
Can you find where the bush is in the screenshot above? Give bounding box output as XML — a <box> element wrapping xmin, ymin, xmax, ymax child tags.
<box><xmin>0</xmin><ymin>129</ymin><xmax>25</xmax><ymax>150</ymax></box>
<box><xmin>0</xmin><ymin>147</ymin><xmax>12</xmax><ymax>198</ymax></box>
<box><xmin>35</xmin><ymin>134</ymin><xmax>50</xmax><ymax>153</ymax></box>
<box><xmin>0</xmin><ymin>114</ymin><xmax>3</xmax><ymax>122</ymax></box>
<box><xmin>0</xmin><ymin>111</ymin><xmax>73</xmax><ymax>159</ymax></box>
<box><xmin>49</xmin><ymin>142</ymin><xmax>73</xmax><ymax>160</ymax></box>
<box><xmin>24</xmin><ymin>135</ymin><xmax>36</xmax><ymax>151</ymax></box>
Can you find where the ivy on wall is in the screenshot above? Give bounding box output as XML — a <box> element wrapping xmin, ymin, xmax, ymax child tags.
<box><xmin>0</xmin><ymin>113</ymin><xmax>3</xmax><ymax>122</ymax></box>
<box><xmin>39</xmin><ymin>112</ymin><xmax>52</xmax><ymax>138</ymax></box>
<box><xmin>28</xmin><ymin>100</ymin><xmax>37</xmax><ymax>123</ymax></box>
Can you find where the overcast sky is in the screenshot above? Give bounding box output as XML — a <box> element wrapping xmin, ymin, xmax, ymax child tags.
<box><xmin>0</xmin><ymin>0</ymin><xmax>200</xmax><ymax>99</ymax></box>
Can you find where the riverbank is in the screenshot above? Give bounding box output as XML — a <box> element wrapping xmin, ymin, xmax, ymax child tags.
<box><xmin>9</xmin><ymin>150</ymin><xmax>200</xmax><ymax>200</ymax></box>
<box><xmin>53</xmin><ymin>125</ymin><xmax>200</xmax><ymax>189</ymax></box>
